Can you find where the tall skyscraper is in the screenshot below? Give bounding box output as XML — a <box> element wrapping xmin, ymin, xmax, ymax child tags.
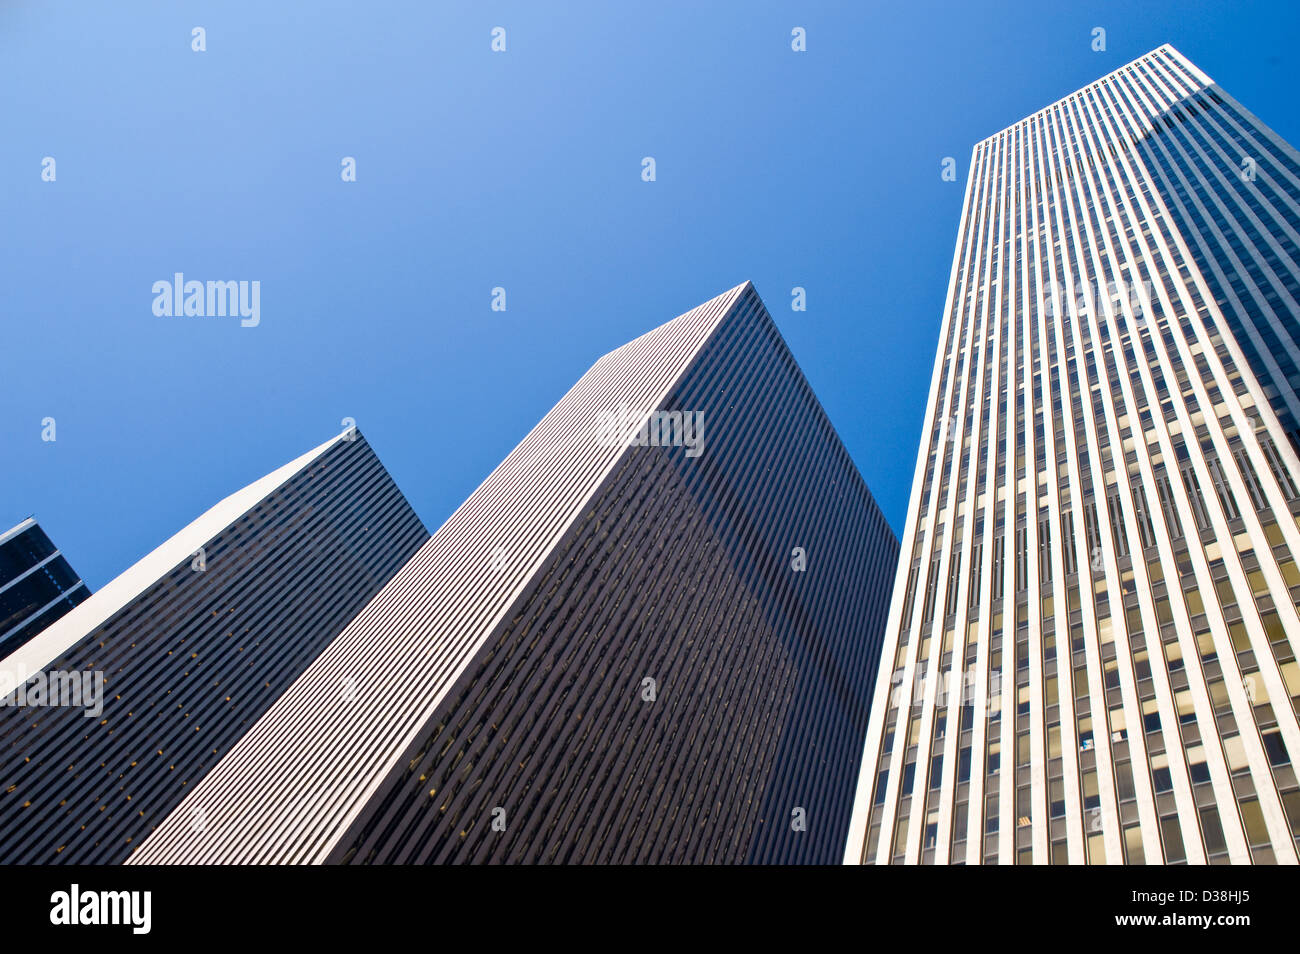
<box><xmin>132</xmin><ymin>282</ymin><xmax>899</xmax><ymax>865</ymax></box>
<box><xmin>0</xmin><ymin>429</ymin><xmax>427</xmax><ymax>863</ymax></box>
<box><xmin>846</xmin><ymin>45</ymin><xmax>1300</xmax><ymax>865</ymax></box>
<box><xmin>0</xmin><ymin>519</ymin><xmax>90</xmax><ymax>654</ymax></box>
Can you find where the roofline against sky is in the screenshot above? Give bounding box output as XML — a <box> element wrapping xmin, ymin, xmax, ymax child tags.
<box><xmin>0</xmin><ymin>430</ymin><xmax>350</xmax><ymax>681</ymax></box>
<box><xmin>974</xmin><ymin>42</ymin><xmax>1214</xmax><ymax>147</ymax></box>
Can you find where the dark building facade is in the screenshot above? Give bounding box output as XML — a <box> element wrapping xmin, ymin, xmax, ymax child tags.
<box><xmin>133</xmin><ymin>282</ymin><xmax>900</xmax><ymax>865</ymax></box>
<box><xmin>0</xmin><ymin>430</ymin><xmax>427</xmax><ymax>863</ymax></box>
<box><xmin>0</xmin><ymin>519</ymin><xmax>90</xmax><ymax>654</ymax></box>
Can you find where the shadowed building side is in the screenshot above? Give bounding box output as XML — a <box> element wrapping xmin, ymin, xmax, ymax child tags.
<box><xmin>133</xmin><ymin>282</ymin><xmax>898</xmax><ymax>865</ymax></box>
<box><xmin>0</xmin><ymin>430</ymin><xmax>428</xmax><ymax>864</ymax></box>
<box><xmin>331</xmin><ymin>286</ymin><xmax>897</xmax><ymax>864</ymax></box>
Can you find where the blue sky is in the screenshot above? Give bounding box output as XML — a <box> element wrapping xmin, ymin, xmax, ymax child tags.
<box><xmin>3</xmin><ymin>1</ymin><xmax>1298</xmax><ymax>589</ymax></box>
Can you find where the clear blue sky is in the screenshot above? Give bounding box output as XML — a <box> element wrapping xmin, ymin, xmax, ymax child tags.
<box><xmin>3</xmin><ymin>1</ymin><xmax>1298</xmax><ymax>590</ymax></box>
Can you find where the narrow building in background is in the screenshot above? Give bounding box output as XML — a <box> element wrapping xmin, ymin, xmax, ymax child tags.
<box><xmin>133</xmin><ymin>282</ymin><xmax>899</xmax><ymax>865</ymax></box>
<box><xmin>0</xmin><ymin>429</ymin><xmax>428</xmax><ymax>863</ymax></box>
<box><xmin>847</xmin><ymin>45</ymin><xmax>1300</xmax><ymax>865</ymax></box>
<box><xmin>0</xmin><ymin>518</ymin><xmax>90</xmax><ymax>654</ymax></box>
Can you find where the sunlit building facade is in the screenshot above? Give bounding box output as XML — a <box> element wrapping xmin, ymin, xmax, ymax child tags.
<box><xmin>847</xmin><ymin>45</ymin><xmax>1300</xmax><ymax>865</ymax></box>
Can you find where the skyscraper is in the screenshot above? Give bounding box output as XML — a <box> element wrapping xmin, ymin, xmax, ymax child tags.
<box><xmin>0</xmin><ymin>519</ymin><xmax>90</xmax><ymax>654</ymax></box>
<box><xmin>0</xmin><ymin>429</ymin><xmax>427</xmax><ymax>863</ymax></box>
<box><xmin>132</xmin><ymin>282</ymin><xmax>899</xmax><ymax>865</ymax></box>
<box><xmin>846</xmin><ymin>45</ymin><xmax>1300</xmax><ymax>865</ymax></box>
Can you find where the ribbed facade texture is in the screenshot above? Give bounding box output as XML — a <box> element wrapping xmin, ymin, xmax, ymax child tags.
<box><xmin>0</xmin><ymin>519</ymin><xmax>90</xmax><ymax>654</ymax></box>
<box><xmin>132</xmin><ymin>282</ymin><xmax>899</xmax><ymax>865</ymax></box>
<box><xmin>0</xmin><ymin>431</ymin><xmax>427</xmax><ymax>863</ymax></box>
<box><xmin>846</xmin><ymin>45</ymin><xmax>1300</xmax><ymax>865</ymax></box>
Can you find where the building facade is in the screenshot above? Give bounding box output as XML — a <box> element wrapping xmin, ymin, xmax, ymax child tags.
<box><xmin>0</xmin><ymin>519</ymin><xmax>90</xmax><ymax>654</ymax></box>
<box><xmin>0</xmin><ymin>429</ymin><xmax>427</xmax><ymax>863</ymax></box>
<box><xmin>132</xmin><ymin>282</ymin><xmax>899</xmax><ymax>865</ymax></box>
<box><xmin>846</xmin><ymin>45</ymin><xmax>1300</xmax><ymax>864</ymax></box>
